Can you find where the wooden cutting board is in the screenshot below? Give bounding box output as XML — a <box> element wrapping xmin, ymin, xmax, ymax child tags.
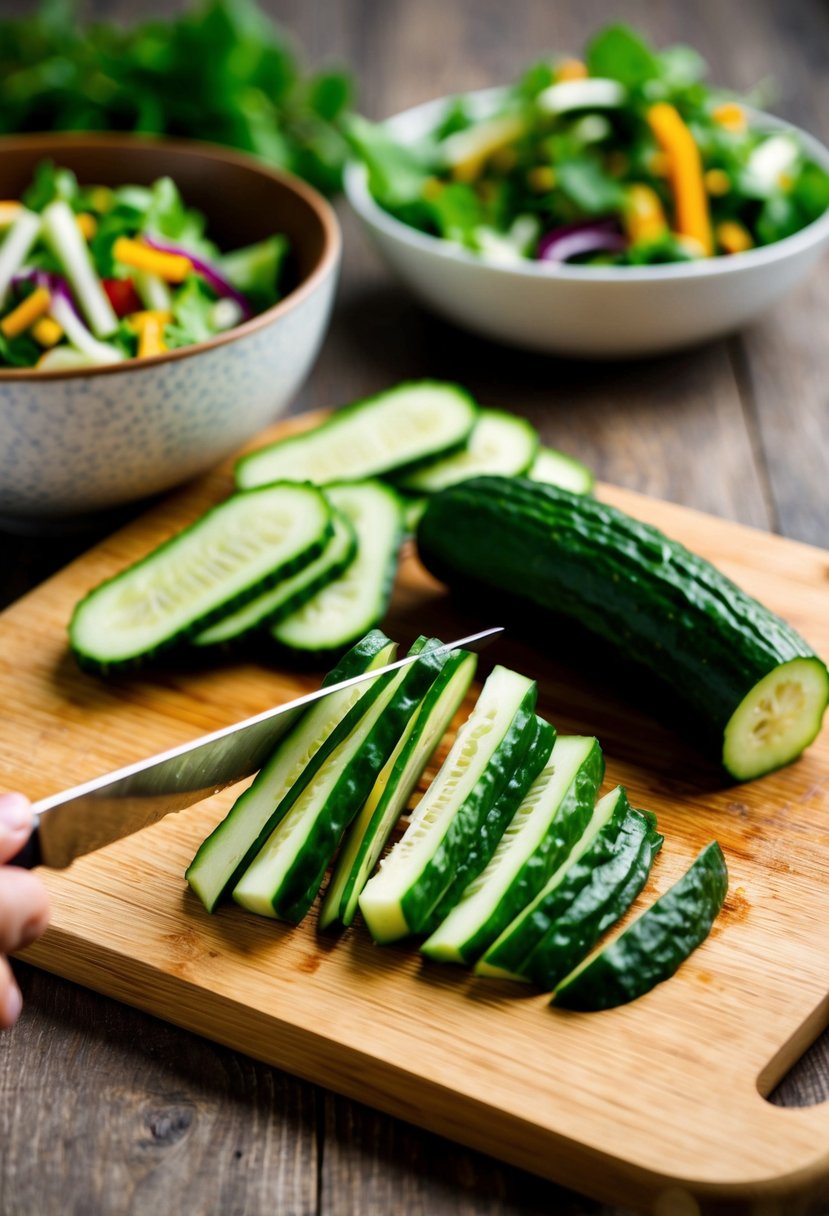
<box><xmin>4</xmin><ymin>413</ymin><xmax>829</xmax><ymax>1215</ymax></box>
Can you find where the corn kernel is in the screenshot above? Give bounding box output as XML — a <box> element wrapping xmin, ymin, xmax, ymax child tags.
<box><xmin>527</xmin><ymin>165</ymin><xmax>557</xmax><ymax>193</ymax></box>
<box><xmin>88</xmin><ymin>187</ymin><xmax>114</xmax><ymax>213</ymax></box>
<box><xmin>76</xmin><ymin>212</ymin><xmax>97</xmax><ymax>241</ymax></box>
<box><xmin>716</xmin><ymin>220</ymin><xmax>754</xmax><ymax>255</ymax></box>
<box><xmin>556</xmin><ymin>58</ymin><xmax>588</xmax><ymax>82</ymax></box>
<box><xmin>704</xmin><ymin>168</ymin><xmax>731</xmax><ymax>197</ymax></box>
<box><xmin>712</xmin><ymin>102</ymin><xmax>746</xmax><ymax>132</ymax></box>
<box><xmin>0</xmin><ymin>201</ymin><xmax>23</xmax><ymax>229</ymax></box>
<box><xmin>31</xmin><ymin>316</ymin><xmax>64</xmax><ymax>348</ymax></box>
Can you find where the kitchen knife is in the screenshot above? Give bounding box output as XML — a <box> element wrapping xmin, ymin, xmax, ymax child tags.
<box><xmin>10</xmin><ymin>627</ymin><xmax>502</xmax><ymax>869</ymax></box>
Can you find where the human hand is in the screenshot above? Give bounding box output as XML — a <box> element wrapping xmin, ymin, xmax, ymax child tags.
<box><xmin>0</xmin><ymin>794</ymin><xmax>50</xmax><ymax>1028</ymax></box>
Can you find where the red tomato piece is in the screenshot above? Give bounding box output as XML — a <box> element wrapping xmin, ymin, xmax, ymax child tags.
<box><xmin>102</xmin><ymin>277</ymin><xmax>143</xmax><ymax>318</ymax></box>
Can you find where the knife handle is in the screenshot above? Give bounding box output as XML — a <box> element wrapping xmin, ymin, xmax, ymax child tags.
<box><xmin>8</xmin><ymin>826</ymin><xmax>41</xmax><ymax>869</ymax></box>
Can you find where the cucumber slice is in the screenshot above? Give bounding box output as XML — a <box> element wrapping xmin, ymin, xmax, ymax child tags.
<box><xmin>186</xmin><ymin>631</ymin><xmax>397</xmax><ymax>911</ymax></box>
<box><xmin>319</xmin><ymin>647</ymin><xmax>478</xmax><ymax>929</ymax></box>
<box><xmin>398</xmin><ymin>410</ymin><xmax>539</xmax><ymax>494</ymax></box>
<box><xmin>723</xmin><ymin>657</ymin><xmax>829</xmax><ymax>782</ymax></box>
<box><xmin>520</xmin><ymin>804</ymin><xmax>664</xmax><ymax>990</ymax></box>
<box><xmin>70</xmin><ymin>483</ymin><xmax>333</xmax><ymax>672</ymax></box>
<box><xmin>527</xmin><ymin>447</ymin><xmax>595</xmax><ymax>495</ymax></box>
<box><xmin>422</xmin><ymin>735</ymin><xmax>604</xmax><ymax>964</ymax></box>
<box><xmin>193</xmin><ymin>508</ymin><xmax>358</xmax><ymax>647</ymax></box>
<box><xmin>477</xmin><ymin>784</ymin><xmax>632</xmax><ymax>980</ymax></box>
<box><xmin>358</xmin><ymin>665</ymin><xmax>537</xmax><ymax>943</ymax></box>
<box><xmin>272</xmin><ymin>480</ymin><xmax>403</xmax><ymax>654</ymax></box>
<box><xmin>235</xmin><ymin>381</ymin><xmax>478</xmax><ymax>489</ymax></box>
<box><xmin>233</xmin><ymin>638</ymin><xmax>449</xmax><ymax>923</ymax></box>
<box><xmin>552</xmin><ymin>841</ymin><xmax>728</xmax><ymax>1011</ymax></box>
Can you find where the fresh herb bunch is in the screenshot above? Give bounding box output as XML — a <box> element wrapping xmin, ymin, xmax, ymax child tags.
<box><xmin>0</xmin><ymin>0</ymin><xmax>353</xmax><ymax>195</ymax></box>
<box><xmin>347</xmin><ymin>24</ymin><xmax>829</xmax><ymax>265</ymax></box>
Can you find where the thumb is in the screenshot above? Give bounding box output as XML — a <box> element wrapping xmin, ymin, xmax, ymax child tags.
<box><xmin>0</xmin><ymin>794</ymin><xmax>32</xmax><ymax>865</ymax></box>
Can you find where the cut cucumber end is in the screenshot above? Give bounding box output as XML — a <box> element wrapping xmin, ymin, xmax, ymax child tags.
<box><xmin>723</xmin><ymin>657</ymin><xmax>829</xmax><ymax>781</ymax></box>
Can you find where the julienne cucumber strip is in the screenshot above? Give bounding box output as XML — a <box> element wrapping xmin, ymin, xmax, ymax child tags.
<box><xmin>319</xmin><ymin>647</ymin><xmax>478</xmax><ymax>930</ymax></box>
<box><xmin>422</xmin><ymin>734</ymin><xmax>604</xmax><ymax>964</ymax></box>
<box><xmin>423</xmin><ymin>715</ymin><xmax>556</xmax><ymax>931</ymax></box>
<box><xmin>186</xmin><ymin>631</ymin><xmax>397</xmax><ymax>912</ymax></box>
<box><xmin>396</xmin><ymin>410</ymin><xmax>539</xmax><ymax>495</ymax></box>
<box><xmin>519</xmin><ymin>805</ymin><xmax>664</xmax><ymax>990</ymax></box>
<box><xmin>358</xmin><ymin>665</ymin><xmax>537</xmax><ymax>943</ymax></box>
<box><xmin>70</xmin><ymin>482</ymin><xmax>333</xmax><ymax>673</ymax></box>
<box><xmin>272</xmin><ymin>480</ymin><xmax>403</xmax><ymax>655</ymax></box>
<box><xmin>552</xmin><ymin>841</ymin><xmax>728</xmax><ymax>1011</ymax></box>
<box><xmin>527</xmin><ymin>447</ymin><xmax>595</xmax><ymax>495</ymax></box>
<box><xmin>233</xmin><ymin>637</ymin><xmax>449</xmax><ymax>924</ymax></box>
<box><xmin>193</xmin><ymin>508</ymin><xmax>358</xmax><ymax>648</ymax></box>
<box><xmin>235</xmin><ymin>381</ymin><xmax>479</xmax><ymax>490</ymax></box>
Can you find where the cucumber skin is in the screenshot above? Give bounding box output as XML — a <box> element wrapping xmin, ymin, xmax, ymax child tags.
<box><xmin>416</xmin><ymin>476</ymin><xmax>828</xmax><ymax>775</ymax></box>
<box><xmin>425</xmin><ymin>716</ymin><xmax>555</xmax><ymax>931</ymax></box>
<box><xmin>520</xmin><ymin>808</ymin><xmax>664</xmax><ymax>990</ymax></box>
<box><xmin>271</xmin><ymin>643</ymin><xmax>450</xmax><ymax>923</ymax></box>
<box><xmin>400</xmin><ymin>680</ymin><xmax>538</xmax><ymax>934</ymax></box>
<box><xmin>70</xmin><ymin>482</ymin><xmax>333</xmax><ymax>674</ymax></box>
<box><xmin>448</xmin><ymin>737</ymin><xmax>605</xmax><ymax>964</ymax></box>
<box><xmin>234</xmin><ymin>381</ymin><xmax>479</xmax><ymax>489</ymax></box>
<box><xmin>552</xmin><ymin>841</ymin><xmax>728</xmax><ymax>1011</ymax></box>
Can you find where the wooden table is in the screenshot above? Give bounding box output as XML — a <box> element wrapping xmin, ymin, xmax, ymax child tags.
<box><xmin>1</xmin><ymin>1</ymin><xmax>828</xmax><ymax>1212</ymax></box>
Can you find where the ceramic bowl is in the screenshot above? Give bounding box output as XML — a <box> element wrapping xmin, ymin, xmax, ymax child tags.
<box><xmin>0</xmin><ymin>134</ymin><xmax>340</xmax><ymax>529</ymax></box>
<box><xmin>344</xmin><ymin>89</ymin><xmax>829</xmax><ymax>358</ymax></box>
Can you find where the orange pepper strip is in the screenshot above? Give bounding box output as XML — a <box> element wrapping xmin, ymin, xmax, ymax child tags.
<box><xmin>0</xmin><ymin>201</ymin><xmax>23</xmax><ymax>229</ymax></box>
<box><xmin>113</xmin><ymin>237</ymin><xmax>192</xmax><ymax>283</ymax></box>
<box><xmin>137</xmin><ymin>314</ymin><xmax>168</xmax><ymax>359</ymax></box>
<box><xmin>127</xmin><ymin>309</ymin><xmax>173</xmax><ymax>334</ymax></box>
<box><xmin>31</xmin><ymin>316</ymin><xmax>64</xmax><ymax>348</ymax></box>
<box><xmin>0</xmin><ymin>286</ymin><xmax>51</xmax><ymax>338</ymax></box>
<box><xmin>647</xmin><ymin>102</ymin><xmax>713</xmax><ymax>256</ymax></box>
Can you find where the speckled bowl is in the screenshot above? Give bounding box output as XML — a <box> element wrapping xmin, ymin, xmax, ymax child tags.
<box><xmin>0</xmin><ymin>134</ymin><xmax>340</xmax><ymax>530</ymax></box>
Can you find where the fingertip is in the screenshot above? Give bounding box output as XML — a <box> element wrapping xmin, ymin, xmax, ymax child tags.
<box><xmin>0</xmin><ymin>965</ymin><xmax>22</xmax><ymax>1029</ymax></box>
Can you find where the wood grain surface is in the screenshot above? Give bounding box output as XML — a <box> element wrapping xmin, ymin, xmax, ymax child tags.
<box><xmin>1</xmin><ymin>1</ymin><xmax>828</xmax><ymax>1214</ymax></box>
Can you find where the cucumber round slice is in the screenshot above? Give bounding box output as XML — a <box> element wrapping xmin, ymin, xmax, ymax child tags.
<box><xmin>527</xmin><ymin>447</ymin><xmax>595</xmax><ymax>495</ymax></box>
<box><xmin>398</xmin><ymin>410</ymin><xmax>539</xmax><ymax>494</ymax></box>
<box><xmin>70</xmin><ymin>482</ymin><xmax>332</xmax><ymax>671</ymax></box>
<box><xmin>235</xmin><ymin>381</ymin><xmax>478</xmax><ymax>489</ymax></box>
<box><xmin>723</xmin><ymin>657</ymin><xmax>829</xmax><ymax>781</ymax></box>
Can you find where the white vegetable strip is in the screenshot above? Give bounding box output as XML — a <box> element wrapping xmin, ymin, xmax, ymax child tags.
<box><xmin>0</xmin><ymin>209</ymin><xmax>41</xmax><ymax>308</ymax></box>
<box><xmin>50</xmin><ymin>293</ymin><xmax>123</xmax><ymax>365</ymax></box>
<box><xmin>42</xmin><ymin>200</ymin><xmax>119</xmax><ymax>337</ymax></box>
<box><xmin>133</xmin><ymin>269</ymin><xmax>172</xmax><ymax>311</ymax></box>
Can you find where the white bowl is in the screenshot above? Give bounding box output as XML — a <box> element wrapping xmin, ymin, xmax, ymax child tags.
<box><xmin>345</xmin><ymin>90</ymin><xmax>829</xmax><ymax>357</ymax></box>
<box><xmin>0</xmin><ymin>135</ymin><xmax>341</xmax><ymax>529</ymax></box>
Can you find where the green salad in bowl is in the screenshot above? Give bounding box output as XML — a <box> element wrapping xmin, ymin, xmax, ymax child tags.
<box><xmin>347</xmin><ymin>24</ymin><xmax>829</xmax><ymax>268</ymax></box>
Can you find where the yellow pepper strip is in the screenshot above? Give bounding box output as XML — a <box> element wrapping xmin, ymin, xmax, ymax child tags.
<box><xmin>647</xmin><ymin>102</ymin><xmax>713</xmax><ymax>256</ymax></box>
<box><xmin>556</xmin><ymin>58</ymin><xmax>588</xmax><ymax>82</ymax></box>
<box><xmin>712</xmin><ymin>102</ymin><xmax>746</xmax><ymax>132</ymax></box>
<box><xmin>113</xmin><ymin>237</ymin><xmax>192</xmax><ymax>283</ymax></box>
<box><xmin>0</xmin><ymin>200</ymin><xmax>23</xmax><ymax>229</ymax></box>
<box><xmin>527</xmin><ymin>166</ymin><xmax>556</xmax><ymax>193</ymax></box>
<box><xmin>137</xmin><ymin>314</ymin><xmax>168</xmax><ymax>359</ymax></box>
<box><xmin>704</xmin><ymin>168</ymin><xmax>731</xmax><ymax>197</ymax></box>
<box><xmin>127</xmin><ymin>309</ymin><xmax>173</xmax><ymax>334</ymax></box>
<box><xmin>716</xmin><ymin>220</ymin><xmax>754</xmax><ymax>255</ymax></box>
<box><xmin>623</xmin><ymin>184</ymin><xmax>668</xmax><ymax>243</ymax></box>
<box><xmin>31</xmin><ymin>316</ymin><xmax>64</xmax><ymax>348</ymax></box>
<box><xmin>76</xmin><ymin>212</ymin><xmax>97</xmax><ymax>241</ymax></box>
<box><xmin>445</xmin><ymin>113</ymin><xmax>526</xmax><ymax>183</ymax></box>
<box><xmin>0</xmin><ymin>286</ymin><xmax>52</xmax><ymax>339</ymax></box>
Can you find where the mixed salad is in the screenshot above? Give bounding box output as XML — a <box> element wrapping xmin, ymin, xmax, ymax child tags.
<box><xmin>347</xmin><ymin>24</ymin><xmax>829</xmax><ymax>267</ymax></box>
<box><xmin>0</xmin><ymin>161</ymin><xmax>289</xmax><ymax>370</ymax></box>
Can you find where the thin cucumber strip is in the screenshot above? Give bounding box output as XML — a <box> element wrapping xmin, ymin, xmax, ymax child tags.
<box><xmin>319</xmin><ymin>648</ymin><xmax>478</xmax><ymax>930</ymax></box>
<box><xmin>272</xmin><ymin>480</ymin><xmax>402</xmax><ymax>654</ymax></box>
<box><xmin>552</xmin><ymin>841</ymin><xmax>728</xmax><ymax>1011</ymax></box>
<box><xmin>527</xmin><ymin>447</ymin><xmax>595</xmax><ymax>495</ymax></box>
<box><xmin>476</xmin><ymin>784</ymin><xmax>631</xmax><ymax>980</ymax></box>
<box><xmin>397</xmin><ymin>410</ymin><xmax>539</xmax><ymax>494</ymax></box>
<box><xmin>233</xmin><ymin>638</ymin><xmax>448</xmax><ymax>924</ymax></box>
<box><xmin>42</xmin><ymin>199</ymin><xmax>118</xmax><ymax>337</ymax></box>
<box><xmin>0</xmin><ymin>208</ymin><xmax>41</xmax><ymax>306</ymax></box>
<box><xmin>185</xmin><ymin>631</ymin><xmax>397</xmax><ymax>912</ymax></box>
<box><xmin>133</xmin><ymin>270</ymin><xmax>172</xmax><ymax>312</ymax></box>
<box><xmin>70</xmin><ymin>482</ymin><xmax>333</xmax><ymax>671</ymax></box>
<box><xmin>358</xmin><ymin>665</ymin><xmax>537</xmax><ymax>943</ymax></box>
<box><xmin>193</xmin><ymin>508</ymin><xmax>358</xmax><ymax>647</ymax></box>
<box><xmin>422</xmin><ymin>734</ymin><xmax>604</xmax><ymax>964</ymax></box>
<box><xmin>235</xmin><ymin>381</ymin><xmax>478</xmax><ymax>489</ymax></box>
<box><xmin>520</xmin><ymin>806</ymin><xmax>664</xmax><ymax>990</ymax></box>
<box><xmin>424</xmin><ymin>715</ymin><xmax>556</xmax><ymax>930</ymax></box>
<box><xmin>49</xmin><ymin>293</ymin><xmax>122</xmax><ymax>365</ymax></box>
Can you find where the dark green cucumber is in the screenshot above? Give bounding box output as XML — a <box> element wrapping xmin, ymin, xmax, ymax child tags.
<box><xmin>359</xmin><ymin>665</ymin><xmax>537</xmax><ymax>942</ymax></box>
<box><xmin>417</xmin><ymin>476</ymin><xmax>829</xmax><ymax>781</ymax></box>
<box><xmin>186</xmin><ymin>631</ymin><xmax>397</xmax><ymax>912</ymax></box>
<box><xmin>396</xmin><ymin>410</ymin><xmax>539</xmax><ymax>494</ymax></box>
<box><xmin>70</xmin><ymin>482</ymin><xmax>333</xmax><ymax>672</ymax></box>
<box><xmin>193</xmin><ymin>508</ymin><xmax>358</xmax><ymax>647</ymax></box>
<box><xmin>422</xmin><ymin>735</ymin><xmax>604</xmax><ymax>964</ymax></box>
<box><xmin>319</xmin><ymin>646</ymin><xmax>478</xmax><ymax>930</ymax></box>
<box><xmin>519</xmin><ymin>805</ymin><xmax>664</xmax><ymax>990</ymax></box>
<box><xmin>552</xmin><ymin>841</ymin><xmax>728</xmax><ymax>1011</ymax></box>
<box><xmin>424</xmin><ymin>716</ymin><xmax>556</xmax><ymax>931</ymax></box>
<box><xmin>235</xmin><ymin>381</ymin><xmax>479</xmax><ymax>489</ymax></box>
<box><xmin>233</xmin><ymin>637</ymin><xmax>448</xmax><ymax>924</ymax></box>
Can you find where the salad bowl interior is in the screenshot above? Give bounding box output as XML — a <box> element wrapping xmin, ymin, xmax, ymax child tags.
<box><xmin>345</xmin><ymin>89</ymin><xmax>829</xmax><ymax>357</ymax></box>
<box><xmin>0</xmin><ymin>133</ymin><xmax>340</xmax><ymax>529</ymax></box>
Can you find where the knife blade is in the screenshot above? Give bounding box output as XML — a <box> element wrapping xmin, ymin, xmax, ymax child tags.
<box><xmin>11</xmin><ymin>627</ymin><xmax>503</xmax><ymax>869</ymax></box>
